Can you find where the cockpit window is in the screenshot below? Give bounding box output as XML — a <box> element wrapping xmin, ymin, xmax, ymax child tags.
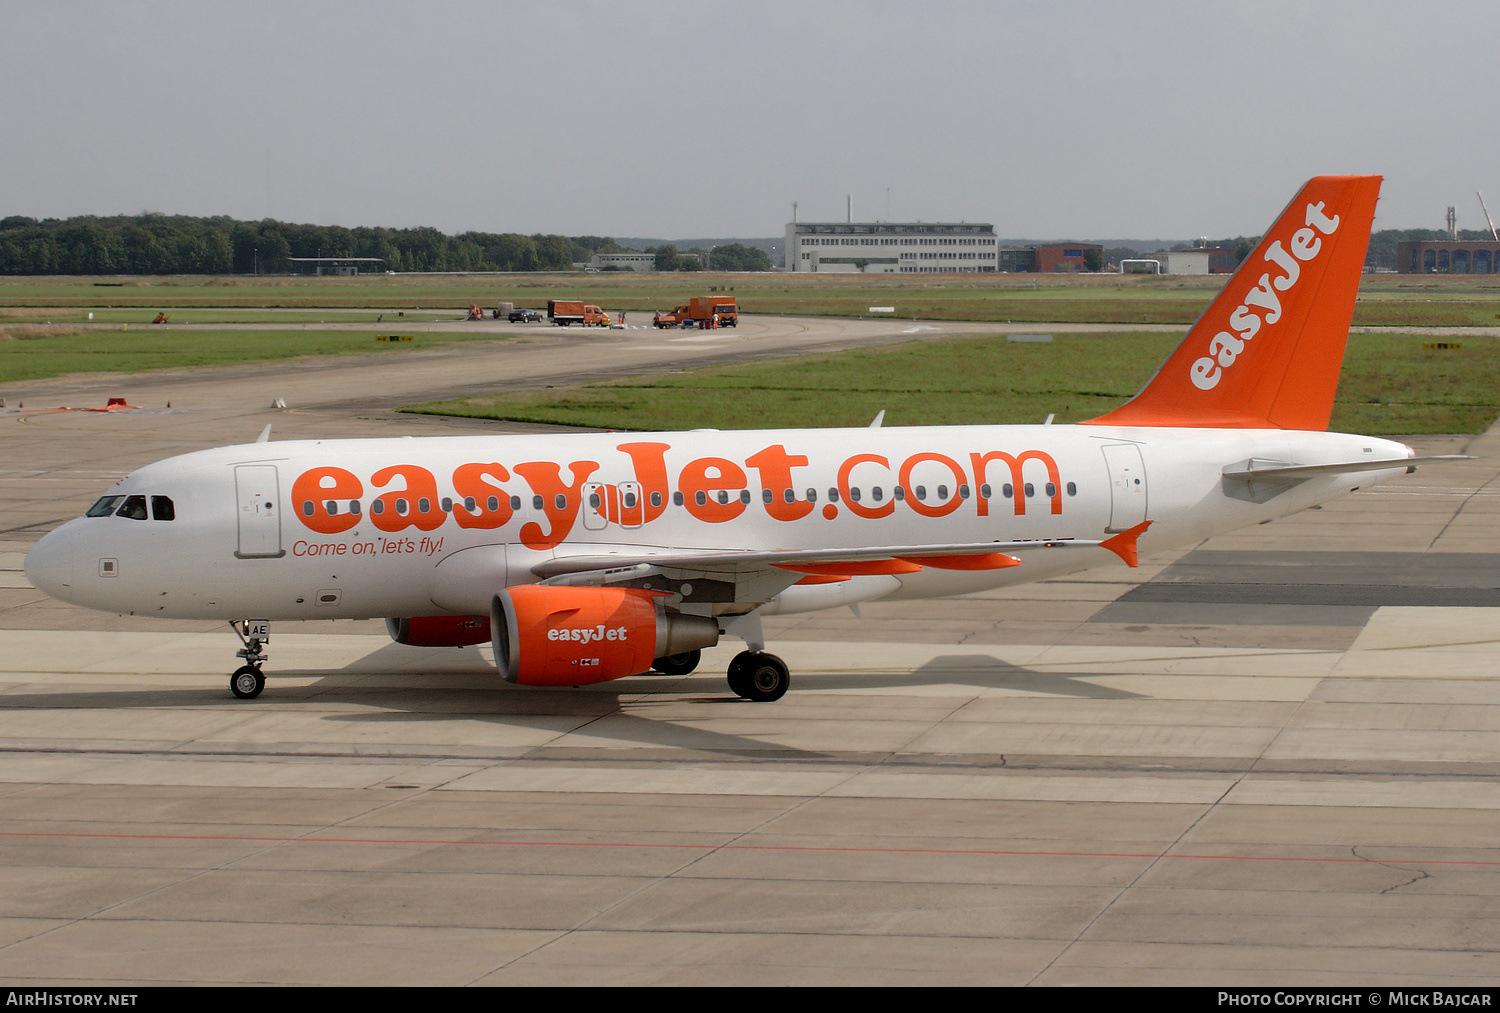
<box><xmin>151</xmin><ymin>496</ymin><xmax>175</xmax><ymax>521</ymax></box>
<box><xmin>116</xmin><ymin>495</ymin><xmax>149</xmax><ymax>520</ymax></box>
<box><xmin>86</xmin><ymin>496</ymin><xmax>125</xmax><ymax>517</ymax></box>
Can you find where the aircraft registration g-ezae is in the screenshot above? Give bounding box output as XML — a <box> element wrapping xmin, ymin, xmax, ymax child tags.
<box><xmin>24</xmin><ymin>175</ymin><xmax>1460</xmax><ymax>701</ymax></box>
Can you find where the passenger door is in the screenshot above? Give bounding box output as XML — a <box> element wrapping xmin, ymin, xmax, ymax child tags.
<box><xmin>1102</xmin><ymin>444</ymin><xmax>1147</xmax><ymax>532</ymax></box>
<box><xmin>234</xmin><ymin>465</ymin><xmax>284</xmax><ymax>558</ymax></box>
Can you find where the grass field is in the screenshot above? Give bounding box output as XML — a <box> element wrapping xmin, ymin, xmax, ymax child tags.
<box><xmin>406</xmin><ymin>331</ymin><xmax>1500</xmax><ymax>436</ymax></box>
<box><xmin>0</xmin><ymin>327</ymin><xmax>508</xmax><ymax>385</ymax></box>
<box><xmin>4</xmin><ymin>272</ymin><xmax>1500</xmax><ymax>328</ymax></box>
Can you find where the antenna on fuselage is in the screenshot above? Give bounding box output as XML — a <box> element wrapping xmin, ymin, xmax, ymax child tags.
<box><xmin>256</xmin><ymin>424</ymin><xmax>272</xmax><ymax>443</ymax></box>
<box><xmin>868</xmin><ymin>410</ymin><xmax>885</xmax><ymax>429</ymax></box>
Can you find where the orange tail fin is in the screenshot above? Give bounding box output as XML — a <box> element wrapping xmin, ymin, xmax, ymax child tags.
<box><xmin>1084</xmin><ymin>175</ymin><xmax>1382</xmax><ymax>430</ymax></box>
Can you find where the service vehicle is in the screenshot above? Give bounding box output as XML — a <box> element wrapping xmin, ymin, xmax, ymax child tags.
<box><xmin>547</xmin><ymin>300</ymin><xmax>612</xmax><ymax>327</ymax></box>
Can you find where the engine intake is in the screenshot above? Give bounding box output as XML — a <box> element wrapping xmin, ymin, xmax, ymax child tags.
<box><xmin>385</xmin><ymin>614</ymin><xmax>491</xmax><ymax>647</ymax></box>
<box><xmin>491</xmin><ymin>585</ymin><xmax>719</xmax><ymax>686</ymax></box>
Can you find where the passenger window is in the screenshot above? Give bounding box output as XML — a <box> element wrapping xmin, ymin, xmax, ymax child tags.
<box><xmin>510</xmin><ymin>496</ymin><xmax>522</xmax><ymax>511</ymax></box>
<box><xmin>116</xmin><ymin>495</ymin><xmax>148</xmax><ymax>520</ymax></box>
<box><xmin>717</xmin><ymin>490</ymin><xmax>729</xmax><ymax>505</ymax></box>
<box><xmin>1066</xmin><ymin>482</ymin><xmax>1076</xmax><ymax>496</ymax></box>
<box><xmin>1045</xmin><ymin>483</ymin><xmax>1056</xmax><ymax>497</ymax></box>
<box><xmin>1024</xmin><ymin>483</ymin><xmax>1034</xmax><ymax>497</ymax></box>
<box><xmin>651</xmin><ymin>492</ymin><xmax>663</xmax><ymax>508</ymax></box>
<box><xmin>150</xmin><ymin>496</ymin><xmax>175</xmax><ymax>521</ymax></box>
<box><xmin>849</xmin><ymin>487</ymin><xmax>861</xmax><ymax>502</ymax></box>
<box><xmin>694</xmin><ymin>490</ymin><xmax>706</xmax><ymax>506</ymax></box>
<box><xmin>532</xmin><ymin>495</ymin><xmax>544</xmax><ymax>510</ymax></box>
<box><xmin>783</xmin><ymin>488</ymin><xmax>795</xmax><ymax>504</ymax></box>
<box><xmin>981</xmin><ymin>484</ymin><xmax>992</xmax><ymax>498</ymax></box>
<box><xmin>371</xmin><ymin>500</ymin><xmax>385</xmax><ymax>515</ymax></box>
<box><xmin>828</xmin><ymin>488</ymin><xmax>839</xmax><ymax>503</ymax></box>
<box><xmin>915</xmin><ymin>485</ymin><xmax>927</xmax><ymax>501</ymax></box>
<box><xmin>762</xmin><ymin>489</ymin><xmax>773</xmax><ymax>504</ymax></box>
<box><xmin>871</xmin><ymin>487</ymin><xmax>883</xmax><ymax>501</ymax></box>
<box><xmin>738</xmin><ymin>490</ymin><xmax>751</xmax><ymax>504</ymax></box>
<box><xmin>87</xmin><ymin>496</ymin><xmax>125</xmax><ymax>517</ymax></box>
<box><xmin>806</xmin><ymin>488</ymin><xmax>817</xmax><ymax>503</ymax></box>
<box><xmin>1003</xmin><ymin>484</ymin><xmax>1013</xmax><ymax>498</ymax></box>
<box><xmin>350</xmin><ymin>500</ymin><xmax>361</xmax><ymax>515</ymax></box>
<box><xmin>894</xmin><ymin>486</ymin><xmax>905</xmax><ymax>501</ymax></box>
<box><xmin>554</xmin><ymin>494</ymin><xmax>567</xmax><ymax>510</ymax></box>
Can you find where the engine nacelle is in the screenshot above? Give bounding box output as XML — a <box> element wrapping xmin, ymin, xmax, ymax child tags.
<box><xmin>491</xmin><ymin>585</ymin><xmax>719</xmax><ymax>686</ymax></box>
<box><xmin>385</xmin><ymin>614</ymin><xmax>492</xmax><ymax>647</ymax></box>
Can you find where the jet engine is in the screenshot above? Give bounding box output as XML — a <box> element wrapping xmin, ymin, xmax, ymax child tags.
<box><xmin>491</xmin><ymin>585</ymin><xmax>719</xmax><ymax>686</ymax></box>
<box><xmin>385</xmin><ymin>614</ymin><xmax>492</xmax><ymax>647</ymax></box>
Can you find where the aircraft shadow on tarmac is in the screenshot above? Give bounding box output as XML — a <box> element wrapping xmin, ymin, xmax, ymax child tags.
<box><xmin>0</xmin><ymin>648</ymin><xmax>1141</xmax><ymax>759</ymax></box>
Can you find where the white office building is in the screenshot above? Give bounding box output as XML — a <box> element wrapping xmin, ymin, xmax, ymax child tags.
<box><xmin>786</xmin><ymin>221</ymin><xmax>998</xmax><ymax>273</ymax></box>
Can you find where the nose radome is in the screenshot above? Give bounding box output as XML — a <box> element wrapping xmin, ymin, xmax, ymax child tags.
<box><xmin>25</xmin><ymin>526</ymin><xmax>77</xmax><ymax>600</ymax></box>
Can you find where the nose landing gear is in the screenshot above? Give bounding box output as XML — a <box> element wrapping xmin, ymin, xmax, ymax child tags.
<box><xmin>229</xmin><ymin>620</ymin><xmax>269</xmax><ymax>699</ymax></box>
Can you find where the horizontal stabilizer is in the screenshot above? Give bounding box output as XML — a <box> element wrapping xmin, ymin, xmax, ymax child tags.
<box><xmin>1222</xmin><ymin>455</ymin><xmax>1471</xmax><ymax>481</ymax></box>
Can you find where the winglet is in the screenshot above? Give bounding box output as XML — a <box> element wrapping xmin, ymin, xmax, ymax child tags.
<box><xmin>1100</xmin><ymin>520</ymin><xmax>1153</xmax><ymax>568</ymax></box>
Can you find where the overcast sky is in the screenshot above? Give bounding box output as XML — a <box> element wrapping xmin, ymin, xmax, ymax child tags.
<box><xmin>3</xmin><ymin>1</ymin><xmax>1496</xmax><ymax>240</ymax></box>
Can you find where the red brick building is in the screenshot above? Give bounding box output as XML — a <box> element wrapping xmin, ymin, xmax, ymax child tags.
<box><xmin>1033</xmin><ymin>243</ymin><xmax>1103</xmax><ymax>273</ymax></box>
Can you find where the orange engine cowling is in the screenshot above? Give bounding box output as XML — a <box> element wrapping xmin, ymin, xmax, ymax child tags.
<box><xmin>386</xmin><ymin>614</ymin><xmax>492</xmax><ymax>647</ymax></box>
<box><xmin>491</xmin><ymin>585</ymin><xmax>719</xmax><ymax>686</ymax></box>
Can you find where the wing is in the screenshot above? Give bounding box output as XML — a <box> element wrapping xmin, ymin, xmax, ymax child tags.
<box><xmin>530</xmin><ymin>524</ymin><xmax>1153</xmax><ymax>615</ymax></box>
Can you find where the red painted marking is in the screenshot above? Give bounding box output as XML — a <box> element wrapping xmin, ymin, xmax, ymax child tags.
<box><xmin>1</xmin><ymin>830</ymin><xmax>1496</xmax><ymax>867</ymax></box>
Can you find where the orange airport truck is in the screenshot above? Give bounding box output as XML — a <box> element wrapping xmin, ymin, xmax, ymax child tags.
<box><xmin>547</xmin><ymin>300</ymin><xmax>612</xmax><ymax>327</ymax></box>
<box><xmin>653</xmin><ymin>295</ymin><xmax>738</xmax><ymax>329</ymax></box>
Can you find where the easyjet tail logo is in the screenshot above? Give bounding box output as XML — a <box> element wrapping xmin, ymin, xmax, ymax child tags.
<box><xmin>1190</xmin><ymin>201</ymin><xmax>1341</xmax><ymax>391</ymax></box>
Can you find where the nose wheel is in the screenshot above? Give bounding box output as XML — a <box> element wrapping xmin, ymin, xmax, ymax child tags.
<box><xmin>231</xmin><ymin>665</ymin><xmax>265</xmax><ymax>699</ymax></box>
<box><xmin>228</xmin><ymin>620</ymin><xmax>270</xmax><ymax>700</ymax></box>
<box><xmin>727</xmin><ymin>651</ymin><xmax>789</xmax><ymax>702</ymax></box>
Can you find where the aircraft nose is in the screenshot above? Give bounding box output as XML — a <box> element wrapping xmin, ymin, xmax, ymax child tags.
<box><xmin>25</xmin><ymin>527</ymin><xmax>77</xmax><ymax>600</ymax></box>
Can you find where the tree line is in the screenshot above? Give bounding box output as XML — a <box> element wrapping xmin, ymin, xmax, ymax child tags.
<box><xmin>0</xmin><ymin>214</ymin><xmax>772</xmax><ymax>275</ymax></box>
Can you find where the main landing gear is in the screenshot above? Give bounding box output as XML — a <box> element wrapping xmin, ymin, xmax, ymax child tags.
<box><xmin>727</xmin><ymin>651</ymin><xmax>789</xmax><ymax>702</ymax></box>
<box><xmin>228</xmin><ymin>620</ymin><xmax>269</xmax><ymax>699</ymax></box>
<box><xmin>653</xmin><ymin>649</ymin><xmax>702</xmax><ymax>676</ymax></box>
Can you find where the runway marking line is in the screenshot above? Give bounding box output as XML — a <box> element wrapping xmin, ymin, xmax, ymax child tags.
<box><xmin>1</xmin><ymin>830</ymin><xmax>1496</xmax><ymax>867</ymax></box>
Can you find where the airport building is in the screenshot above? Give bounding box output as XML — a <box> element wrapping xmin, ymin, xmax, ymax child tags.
<box><xmin>1143</xmin><ymin>248</ymin><xmax>1237</xmax><ymax>275</ymax></box>
<box><xmin>588</xmin><ymin>252</ymin><xmax>657</xmax><ymax>272</ymax></box>
<box><xmin>785</xmin><ymin>221</ymin><xmax>998</xmax><ymax>273</ymax></box>
<box><xmin>1396</xmin><ymin>240</ymin><xmax>1500</xmax><ymax>274</ymax></box>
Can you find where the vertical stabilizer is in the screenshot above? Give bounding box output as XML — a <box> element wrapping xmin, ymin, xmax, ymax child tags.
<box><xmin>1084</xmin><ymin>175</ymin><xmax>1381</xmax><ymax>430</ymax></box>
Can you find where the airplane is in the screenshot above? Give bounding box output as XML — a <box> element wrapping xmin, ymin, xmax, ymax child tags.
<box><xmin>24</xmin><ymin>175</ymin><xmax>1464</xmax><ymax>703</ymax></box>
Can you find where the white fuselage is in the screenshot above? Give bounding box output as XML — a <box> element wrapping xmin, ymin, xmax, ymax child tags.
<box><xmin>24</xmin><ymin>424</ymin><xmax>1412</xmax><ymax>622</ymax></box>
